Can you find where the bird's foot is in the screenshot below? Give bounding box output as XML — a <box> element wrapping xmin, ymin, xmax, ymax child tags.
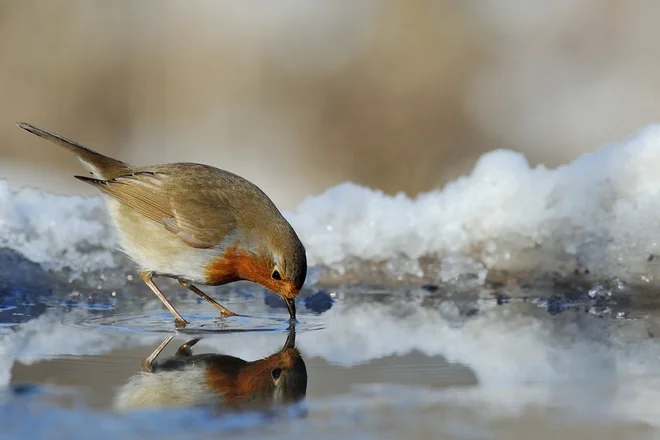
<box><xmin>217</xmin><ymin>309</ymin><xmax>236</xmax><ymax>318</ymax></box>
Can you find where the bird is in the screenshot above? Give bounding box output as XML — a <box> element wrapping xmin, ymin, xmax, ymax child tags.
<box><xmin>114</xmin><ymin>326</ymin><xmax>307</xmax><ymax>411</ymax></box>
<box><xmin>16</xmin><ymin>122</ymin><xmax>307</xmax><ymax>326</ymax></box>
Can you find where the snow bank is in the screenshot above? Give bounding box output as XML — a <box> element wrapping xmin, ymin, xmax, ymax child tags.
<box><xmin>3</xmin><ymin>124</ymin><xmax>660</xmax><ymax>285</ymax></box>
<box><xmin>288</xmin><ymin>123</ymin><xmax>660</xmax><ymax>284</ymax></box>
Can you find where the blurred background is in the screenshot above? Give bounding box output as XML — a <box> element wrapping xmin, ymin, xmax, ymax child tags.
<box><xmin>1</xmin><ymin>0</ymin><xmax>659</xmax><ymax>209</ymax></box>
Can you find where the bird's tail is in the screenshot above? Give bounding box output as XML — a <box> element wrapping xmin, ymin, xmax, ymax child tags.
<box><xmin>16</xmin><ymin>121</ymin><xmax>132</xmax><ymax>180</ymax></box>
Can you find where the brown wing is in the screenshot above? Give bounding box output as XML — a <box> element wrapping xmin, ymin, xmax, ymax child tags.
<box><xmin>154</xmin><ymin>353</ymin><xmax>247</xmax><ymax>374</ymax></box>
<box><xmin>76</xmin><ymin>170</ymin><xmax>236</xmax><ymax>249</ymax></box>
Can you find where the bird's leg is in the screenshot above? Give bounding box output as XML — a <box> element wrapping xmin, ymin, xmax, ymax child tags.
<box><xmin>178</xmin><ymin>280</ymin><xmax>236</xmax><ymax>317</ymax></box>
<box><xmin>175</xmin><ymin>337</ymin><xmax>201</xmax><ymax>357</ymax></box>
<box><xmin>141</xmin><ymin>271</ymin><xmax>189</xmax><ymax>327</ymax></box>
<box><xmin>141</xmin><ymin>335</ymin><xmax>174</xmax><ymax>372</ymax></box>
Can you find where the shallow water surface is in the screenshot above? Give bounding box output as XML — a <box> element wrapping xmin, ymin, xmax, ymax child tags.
<box><xmin>2</xmin><ymin>279</ymin><xmax>660</xmax><ymax>440</ymax></box>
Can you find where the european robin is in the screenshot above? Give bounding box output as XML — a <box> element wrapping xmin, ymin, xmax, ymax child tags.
<box><xmin>114</xmin><ymin>326</ymin><xmax>307</xmax><ymax>410</ymax></box>
<box><xmin>16</xmin><ymin>122</ymin><xmax>307</xmax><ymax>325</ymax></box>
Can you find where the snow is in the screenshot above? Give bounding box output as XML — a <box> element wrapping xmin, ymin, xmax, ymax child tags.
<box><xmin>290</xmin><ymin>124</ymin><xmax>660</xmax><ymax>283</ymax></box>
<box><xmin>0</xmin><ymin>183</ymin><xmax>118</xmax><ymax>274</ymax></box>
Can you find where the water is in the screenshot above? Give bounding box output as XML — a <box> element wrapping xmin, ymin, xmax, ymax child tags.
<box><xmin>1</xmin><ymin>276</ymin><xmax>660</xmax><ymax>440</ymax></box>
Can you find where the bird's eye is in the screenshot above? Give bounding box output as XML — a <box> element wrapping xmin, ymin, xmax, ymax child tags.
<box><xmin>272</xmin><ymin>270</ymin><xmax>281</xmax><ymax>280</ymax></box>
<box><xmin>271</xmin><ymin>368</ymin><xmax>282</xmax><ymax>381</ymax></box>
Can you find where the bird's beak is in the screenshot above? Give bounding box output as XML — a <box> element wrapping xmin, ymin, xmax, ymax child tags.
<box><xmin>285</xmin><ymin>297</ymin><xmax>296</xmax><ymax>321</ymax></box>
<box><xmin>284</xmin><ymin>323</ymin><xmax>296</xmax><ymax>349</ymax></box>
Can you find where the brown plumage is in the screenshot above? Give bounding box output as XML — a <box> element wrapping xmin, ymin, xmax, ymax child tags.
<box><xmin>16</xmin><ymin>122</ymin><xmax>307</xmax><ymax>325</ymax></box>
<box><xmin>115</xmin><ymin>327</ymin><xmax>307</xmax><ymax>410</ymax></box>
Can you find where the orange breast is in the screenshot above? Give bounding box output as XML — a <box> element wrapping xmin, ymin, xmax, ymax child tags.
<box><xmin>204</xmin><ymin>246</ymin><xmax>242</xmax><ymax>286</ymax></box>
<box><xmin>204</xmin><ymin>361</ymin><xmax>272</xmax><ymax>407</ymax></box>
<box><xmin>203</xmin><ymin>368</ymin><xmax>239</xmax><ymax>406</ymax></box>
<box><xmin>204</xmin><ymin>245</ymin><xmax>269</xmax><ymax>287</ymax></box>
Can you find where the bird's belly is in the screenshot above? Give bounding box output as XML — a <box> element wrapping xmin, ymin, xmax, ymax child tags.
<box><xmin>114</xmin><ymin>367</ymin><xmax>222</xmax><ymax>411</ymax></box>
<box><xmin>105</xmin><ymin>198</ymin><xmax>214</xmax><ymax>283</ymax></box>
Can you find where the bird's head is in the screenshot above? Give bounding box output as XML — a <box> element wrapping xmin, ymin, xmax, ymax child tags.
<box><xmin>231</xmin><ymin>222</ymin><xmax>307</xmax><ymax>320</ymax></box>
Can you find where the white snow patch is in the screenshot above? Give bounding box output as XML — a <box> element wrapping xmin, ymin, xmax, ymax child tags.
<box><xmin>0</xmin><ymin>182</ymin><xmax>118</xmax><ymax>273</ymax></box>
<box><xmin>288</xmin><ymin>124</ymin><xmax>660</xmax><ymax>282</ymax></box>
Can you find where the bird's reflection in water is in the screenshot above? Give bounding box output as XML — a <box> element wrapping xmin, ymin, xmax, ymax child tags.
<box><xmin>114</xmin><ymin>326</ymin><xmax>307</xmax><ymax>412</ymax></box>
